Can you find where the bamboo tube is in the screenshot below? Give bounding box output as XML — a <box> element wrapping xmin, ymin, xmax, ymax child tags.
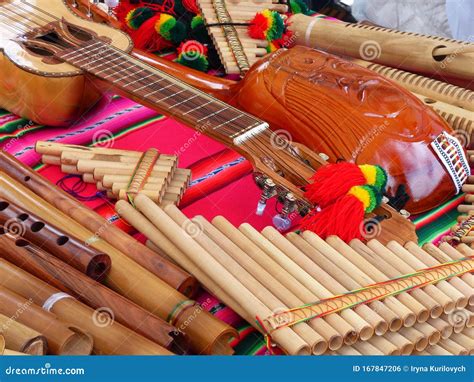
<box><xmin>429</xmin><ymin>318</ymin><xmax>454</xmax><ymax>339</ymax></box>
<box><xmin>450</xmin><ymin>330</ymin><xmax>473</xmax><ymax>352</ymax></box>
<box><xmin>0</xmin><ymin>151</ymin><xmax>196</xmax><ymax>296</ymax></box>
<box><xmin>289</xmin><ymin>231</ymin><xmax>397</xmax><ymax>334</ymax></box>
<box><xmin>133</xmin><ymin>195</ymin><xmax>310</xmax><ymax>355</ymax></box>
<box><xmin>352</xmin><ymin>340</ymin><xmax>383</xmax><ymax>355</ymax></box>
<box><xmin>211</xmin><ymin>217</ymin><xmax>354</xmax><ymax>348</ymax></box>
<box><xmin>368</xmin><ymin>336</ymin><xmax>400</xmax><ymax>355</ymax></box>
<box><xmin>0</xmin><ymin>313</ymin><xmax>47</xmax><ymax>355</ymax></box>
<box><xmin>350</xmin><ymin>239</ymin><xmax>430</xmax><ymax>322</ymax></box>
<box><xmin>0</xmin><ymin>233</ymin><xmax>188</xmax><ymax>353</ymax></box>
<box><xmin>163</xmin><ymin>210</ymin><xmax>326</xmax><ymax>355</ymax></box>
<box><xmin>385</xmin><ymin>241</ymin><xmax>463</xmax><ymax>312</ymax></box>
<box><xmin>336</xmin><ymin>346</ymin><xmax>361</xmax><ymax>355</ymax></box>
<box><xmin>94</xmin><ymin>167</ymin><xmax>172</xmax><ymax>180</ymax></box>
<box><xmin>3</xmin><ymin>349</ymin><xmax>29</xmax><ymax>355</ymax></box>
<box><xmin>288</xmin><ymin>13</ymin><xmax>474</xmax><ymax>80</ymax></box>
<box><xmin>261</xmin><ymin>227</ymin><xmax>388</xmax><ymax>336</ymax></box>
<box><xmin>0</xmin><ymin>285</ymin><xmax>92</xmax><ymax>355</ymax></box>
<box><xmin>424</xmin><ymin>344</ymin><xmax>452</xmax><ymax>355</ymax></box>
<box><xmin>41</xmin><ymin>154</ymin><xmax>61</xmax><ymax>166</ymax></box>
<box><xmin>117</xmin><ymin>188</ymin><xmax>161</xmax><ymax>202</ymax></box>
<box><xmin>323</xmin><ymin>235</ymin><xmax>408</xmax><ymax>330</ymax></box>
<box><xmin>36</xmin><ymin>141</ymin><xmax>145</xmax><ymax>158</ymax></box>
<box><xmin>352</xmin><ymin>59</ymin><xmax>474</xmax><ymax>111</ymax></box>
<box><xmin>82</xmin><ymin>173</ymin><xmax>95</xmax><ymax>183</ymax></box>
<box><xmin>366</xmin><ymin>240</ymin><xmax>445</xmax><ymax>318</ymax></box>
<box><xmin>406</xmin><ymin>242</ymin><xmax>474</xmax><ymax>306</ymax></box>
<box><xmin>61</xmin><ymin>164</ymin><xmax>81</xmax><ymax>174</ymax></box>
<box><xmin>384</xmin><ymin>331</ymin><xmax>415</xmax><ymax>355</ymax></box>
<box><xmin>60</xmin><ymin>150</ymin><xmax>176</xmax><ymax>166</ymax></box>
<box><xmin>399</xmin><ymin>326</ymin><xmax>429</xmax><ymax>352</ymax></box>
<box><xmin>438</xmin><ymin>337</ymin><xmax>469</xmax><ymax>355</ymax></box>
<box><xmin>237</xmin><ymin>223</ymin><xmax>373</xmax><ymax>343</ymax></box>
<box><xmin>115</xmin><ymin>201</ymin><xmax>251</xmax><ymax>334</ymax></box>
<box><xmin>76</xmin><ymin>159</ymin><xmax>173</xmax><ymax>174</ymax></box>
<box><xmin>413</xmin><ymin>322</ymin><xmax>441</xmax><ymax>345</ymax></box>
<box><xmin>0</xmin><ymin>259</ymin><xmax>173</xmax><ymax>355</ymax></box>
<box><xmin>0</xmin><ymin>172</ymin><xmax>230</xmax><ymax>355</ymax></box>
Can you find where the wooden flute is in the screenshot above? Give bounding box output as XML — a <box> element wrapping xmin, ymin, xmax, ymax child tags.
<box><xmin>0</xmin><ymin>199</ymin><xmax>111</xmax><ymax>281</ymax></box>
<box><xmin>0</xmin><ymin>231</ymin><xmax>189</xmax><ymax>353</ymax></box>
<box><xmin>0</xmin><ymin>313</ymin><xmax>47</xmax><ymax>355</ymax></box>
<box><xmin>0</xmin><ymin>151</ymin><xmax>197</xmax><ymax>297</ymax></box>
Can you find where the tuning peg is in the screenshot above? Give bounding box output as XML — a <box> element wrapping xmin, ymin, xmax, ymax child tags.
<box><xmin>273</xmin><ymin>193</ymin><xmax>296</xmax><ymax>231</ymax></box>
<box><xmin>255</xmin><ymin>178</ymin><xmax>275</xmax><ymax>216</ymax></box>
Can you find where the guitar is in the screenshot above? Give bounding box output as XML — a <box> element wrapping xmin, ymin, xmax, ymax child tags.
<box><xmin>0</xmin><ymin>0</ymin><xmax>417</xmax><ymax>244</ymax></box>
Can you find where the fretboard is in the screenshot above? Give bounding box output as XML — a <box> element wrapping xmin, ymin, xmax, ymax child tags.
<box><xmin>57</xmin><ymin>40</ymin><xmax>268</xmax><ymax>145</ymax></box>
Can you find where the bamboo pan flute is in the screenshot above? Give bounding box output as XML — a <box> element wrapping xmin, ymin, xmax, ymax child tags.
<box><xmin>353</xmin><ymin>59</ymin><xmax>474</xmax><ymax>135</ymax></box>
<box><xmin>0</xmin><ymin>235</ymin><xmax>189</xmax><ymax>354</ymax></box>
<box><xmin>0</xmin><ymin>313</ymin><xmax>47</xmax><ymax>355</ymax></box>
<box><xmin>117</xmin><ymin>194</ymin><xmax>474</xmax><ymax>355</ymax></box>
<box><xmin>0</xmin><ymin>231</ymin><xmax>188</xmax><ymax>353</ymax></box>
<box><xmin>0</xmin><ymin>199</ymin><xmax>111</xmax><ymax>281</ymax></box>
<box><xmin>0</xmin><ymin>259</ymin><xmax>174</xmax><ymax>355</ymax></box>
<box><xmin>0</xmin><ymin>150</ymin><xmax>196</xmax><ymax>297</ymax></box>
<box><xmin>0</xmin><ymin>285</ymin><xmax>93</xmax><ymax>355</ymax></box>
<box><xmin>288</xmin><ymin>13</ymin><xmax>474</xmax><ymax>80</ymax></box>
<box><xmin>37</xmin><ymin>141</ymin><xmax>190</xmax><ymax>206</ymax></box>
<box><xmin>0</xmin><ymin>155</ymin><xmax>236</xmax><ymax>355</ymax></box>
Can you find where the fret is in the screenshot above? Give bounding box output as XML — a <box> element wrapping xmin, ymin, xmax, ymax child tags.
<box><xmin>155</xmin><ymin>89</ymin><xmax>187</xmax><ymax>102</ymax></box>
<box><xmin>168</xmin><ymin>94</ymin><xmax>199</xmax><ymax>109</ymax></box>
<box><xmin>113</xmin><ymin>70</ymin><xmax>145</xmax><ymax>84</ymax></box>
<box><xmin>144</xmin><ymin>86</ymin><xmax>165</xmax><ymax>97</ymax></box>
<box><xmin>70</xmin><ymin>44</ymin><xmax>107</xmax><ymax>65</ymax></box>
<box><xmin>93</xmin><ymin>56</ymin><xmax>125</xmax><ymax>74</ymax></box>
<box><xmin>212</xmin><ymin>114</ymin><xmax>244</xmax><ymax>130</ymax></box>
<box><xmin>83</xmin><ymin>53</ymin><xmax>117</xmax><ymax>70</ymax></box>
<box><xmin>104</xmin><ymin>64</ymin><xmax>136</xmax><ymax>79</ymax></box>
<box><xmin>134</xmin><ymin>74</ymin><xmax>159</xmax><ymax>91</ymax></box>
<box><xmin>183</xmin><ymin>101</ymin><xmax>213</xmax><ymax>115</ymax></box>
<box><xmin>197</xmin><ymin>106</ymin><xmax>230</xmax><ymax>122</ymax></box>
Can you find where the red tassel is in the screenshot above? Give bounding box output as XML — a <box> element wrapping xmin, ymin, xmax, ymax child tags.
<box><xmin>300</xmin><ymin>195</ymin><xmax>365</xmax><ymax>242</ymax></box>
<box><xmin>130</xmin><ymin>15</ymin><xmax>173</xmax><ymax>51</ymax></box>
<box><xmin>304</xmin><ymin>162</ymin><xmax>366</xmax><ymax>208</ymax></box>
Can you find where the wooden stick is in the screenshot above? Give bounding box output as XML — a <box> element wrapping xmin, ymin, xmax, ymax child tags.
<box><xmin>0</xmin><ymin>151</ymin><xmax>196</xmax><ymax>296</ymax></box>
<box><xmin>0</xmin><ymin>313</ymin><xmax>47</xmax><ymax>355</ymax></box>
<box><xmin>133</xmin><ymin>195</ymin><xmax>310</xmax><ymax>355</ymax></box>
<box><xmin>0</xmin><ymin>285</ymin><xmax>93</xmax><ymax>355</ymax></box>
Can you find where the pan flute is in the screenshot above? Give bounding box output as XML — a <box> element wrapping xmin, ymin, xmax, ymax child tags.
<box><xmin>117</xmin><ymin>194</ymin><xmax>474</xmax><ymax>355</ymax></box>
<box><xmin>197</xmin><ymin>0</ymin><xmax>287</xmax><ymax>75</ymax></box>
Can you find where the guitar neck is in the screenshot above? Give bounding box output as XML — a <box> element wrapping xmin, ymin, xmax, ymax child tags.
<box><xmin>57</xmin><ymin>39</ymin><xmax>268</xmax><ymax>146</ymax></box>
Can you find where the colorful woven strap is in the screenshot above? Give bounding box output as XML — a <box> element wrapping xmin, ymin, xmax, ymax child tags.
<box><xmin>257</xmin><ymin>256</ymin><xmax>473</xmax><ymax>334</ymax></box>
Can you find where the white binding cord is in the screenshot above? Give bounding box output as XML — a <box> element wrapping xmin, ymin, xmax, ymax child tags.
<box><xmin>42</xmin><ymin>292</ymin><xmax>74</xmax><ymax>312</ymax></box>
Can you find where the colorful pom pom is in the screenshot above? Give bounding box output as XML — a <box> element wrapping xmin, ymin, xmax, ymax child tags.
<box><xmin>248</xmin><ymin>9</ymin><xmax>284</xmax><ymax>41</ymax></box>
<box><xmin>125</xmin><ymin>7</ymin><xmax>154</xmax><ymax>30</ymax></box>
<box><xmin>176</xmin><ymin>40</ymin><xmax>209</xmax><ymax>71</ymax></box>
<box><xmin>155</xmin><ymin>13</ymin><xmax>187</xmax><ymax>44</ymax></box>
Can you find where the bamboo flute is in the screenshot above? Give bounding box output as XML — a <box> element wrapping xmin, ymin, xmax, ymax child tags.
<box><xmin>211</xmin><ymin>216</ymin><xmax>358</xmax><ymax>347</ymax></box>
<box><xmin>429</xmin><ymin>317</ymin><xmax>453</xmax><ymax>339</ymax></box>
<box><xmin>387</xmin><ymin>241</ymin><xmax>470</xmax><ymax>308</ymax></box>
<box><xmin>398</xmin><ymin>327</ymin><xmax>429</xmax><ymax>352</ymax></box>
<box><xmin>422</xmin><ymin>344</ymin><xmax>451</xmax><ymax>355</ymax></box>
<box><xmin>450</xmin><ymin>329</ymin><xmax>473</xmax><ymax>353</ymax></box>
<box><xmin>367</xmin><ymin>336</ymin><xmax>400</xmax><ymax>355</ymax></box>
<box><xmin>270</xmin><ymin>229</ymin><xmax>400</xmax><ymax>333</ymax></box>
<box><xmin>0</xmin><ymin>151</ymin><xmax>196</xmax><ymax>296</ymax></box>
<box><xmin>0</xmin><ymin>233</ymin><xmax>188</xmax><ymax>354</ymax></box>
<box><xmin>60</xmin><ymin>150</ymin><xmax>176</xmax><ymax>166</ymax></box>
<box><xmin>351</xmin><ymin>340</ymin><xmax>383</xmax><ymax>355</ymax></box>
<box><xmin>0</xmin><ymin>285</ymin><xmax>93</xmax><ymax>355</ymax></box>
<box><xmin>132</xmin><ymin>195</ymin><xmax>311</xmax><ymax>355</ymax></box>
<box><xmin>114</xmin><ymin>200</ymin><xmax>251</xmax><ymax>346</ymax></box>
<box><xmin>0</xmin><ymin>335</ymin><xmax>29</xmax><ymax>356</ymax></box>
<box><xmin>0</xmin><ymin>313</ymin><xmax>47</xmax><ymax>355</ymax></box>
<box><xmin>322</xmin><ymin>234</ymin><xmax>411</xmax><ymax>330</ymax></box>
<box><xmin>348</xmin><ymin>239</ymin><xmax>443</xmax><ymax>318</ymax></box>
<box><xmin>290</xmin><ymin>233</ymin><xmax>417</xmax><ymax>326</ymax></box>
<box><xmin>36</xmin><ymin>141</ymin><xmax>147</xmax><ymax>158</ymax></box>
<box><xmin>0</xmin><ymin>200</ymin><xmax>111</xmax><ymax>281</ymax></box>
<box><xmin>349</xmin><ymin>239</ymin><xmax>431</xmax><ymax>322</ymax></box>
<box><xmin>437</xmin><ymin>337</ymin><xmax>469</xmax><ymax>355</ymax></box>
<box><xmin>163</xmin><ymin>209</ymin><xmax>326</xmax><ymax>355</ymax></box>
<box><xmin>237</xmin><ymin>222</ymin><xmax>377</xmax><ymax>341</ymax></box>
<box><xmin>0</xmin><ymin>259</ymin><xmax>173</xmax><ymax>355</ymax></box>
<box><xmin>190</xmin><ymin>216</ymin><xmax>337</xmax><ymax>353</ymax></box>
<box><xmin>0</xmin><ymin>173</ymin><xmax>233</xmax><ymax>355</ymax></box>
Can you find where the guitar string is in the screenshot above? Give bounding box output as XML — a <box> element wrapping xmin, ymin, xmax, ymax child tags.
<box><xmin>1</xmin><ymin>3</ymin><xmax>315</xmax><ymax>189</ymax></box>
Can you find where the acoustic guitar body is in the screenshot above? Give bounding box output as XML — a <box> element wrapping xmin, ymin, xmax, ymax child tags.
<box><xmin>0</xmin><ymin>0</ymin><xmax>132</xmax><ymax>126</ymax></box>
<box><xmin>236</xmin><ymin>46</ymin><xmax>457</xmax><ymax>214</ymax></box>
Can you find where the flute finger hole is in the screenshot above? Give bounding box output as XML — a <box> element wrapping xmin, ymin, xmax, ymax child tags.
<box><xmin>30</xmin><ymin>221</ymin><xmax>45</xmax><ymax>232</ymax></box>
<box><xmin>17</xmin><ymin>213</ymin><xmax>29</xmax><ymax>221</ymax></box>
<box><xmin>24</xmin><ymin>176</ymin><xmax>31</xmax><ymax>182</ymax></box>
<box><xmin>56</xmin><ymin>236</ymin><xmax>69</xmax><ymax>246</ymax></box>
<box><xmin>0</xmin><ymin>201</ymin><xmax>9</xmax><ymax>211</ymax></box>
